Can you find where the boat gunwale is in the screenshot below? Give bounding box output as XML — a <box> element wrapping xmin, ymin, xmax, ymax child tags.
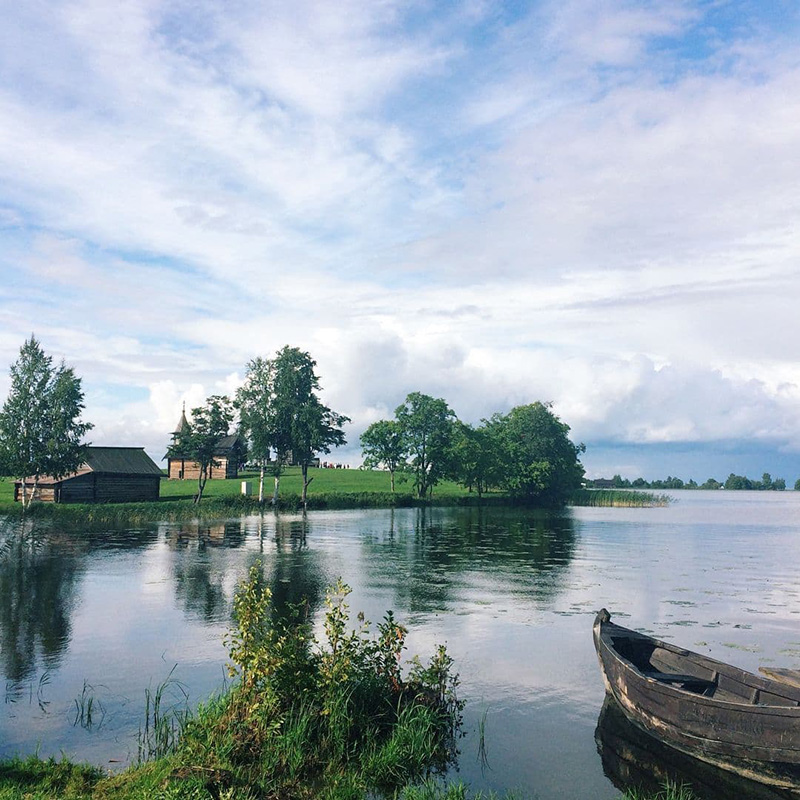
<box><xmin>595</xmin><ymin>614</ymin><xmax>800</xmax><ymax>712</ymax></box>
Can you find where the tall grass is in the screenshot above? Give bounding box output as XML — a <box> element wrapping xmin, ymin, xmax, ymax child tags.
<box><xmin>72</xmin><ymin>681</ymin><xmax>105</xmax><ymax>731</ymax></box>
<box><xmin>570</xmin><ymin>489</ymin><xmax>670</xmax><ymax>507</ymax></box>
<box><xmin>136</xmin><ymin>665</ymin><xmax>190</xmax><ymax>762</ymax></box>
<box><xmin>622</xmin><ymin>780</ymin><xmax>698</xmax><ymax>800</ymax></box>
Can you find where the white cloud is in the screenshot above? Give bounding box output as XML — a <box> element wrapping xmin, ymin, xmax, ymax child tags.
<box><xmin>2</xmin><ymin>1</ymin><xmax>800</xmax><ymax>477</ymax></box>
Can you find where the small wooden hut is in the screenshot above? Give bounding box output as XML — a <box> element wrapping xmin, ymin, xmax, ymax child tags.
<box><xmin>166</xmin><ymin>406</ymin><xmax>246</xmax><ymax>480</ymax></box>
<box><xmin>13</xmin><ymin>447</ymin><xmax>162</xmax><ymax>504</ymax></box>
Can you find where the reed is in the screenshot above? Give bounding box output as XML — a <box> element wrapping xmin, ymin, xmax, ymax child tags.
<box><xmin>136</xmin><ymin>665</ymin><xmax>190</xmax><ymax>762</ymax></box>
<box><xmin>72</xmin><ymin>680</ymin><xmax>105</xmax><ymax>731</ymax></box>
<box><xmin>570</xmin><ymin>489</ymin><xmax>670</xmax><ymax>507</ymax></box>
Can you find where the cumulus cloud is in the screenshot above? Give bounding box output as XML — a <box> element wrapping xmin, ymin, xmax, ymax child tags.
<box><xmin>2</xmin><ymin>0</ymin><xmax>800</xmax><ymax>476</ymax></box>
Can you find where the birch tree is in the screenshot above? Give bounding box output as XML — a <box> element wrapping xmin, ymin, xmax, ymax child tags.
<box><xmin>236</xmin><ymin>356</ymin><xmax>291</xmax><ymax>505</ymax></box>
<box><xmin>271</xmin><ymin>347</ymin><xmax>349</xmax><ymax>507</ymax></box>
<box><xmin>0</xmin><ymin>336</ymin><xmax>92</xmax><ymax>508</ymax></box>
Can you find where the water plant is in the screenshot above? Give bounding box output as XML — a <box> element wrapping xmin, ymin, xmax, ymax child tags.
<box><xmin>72</xmin><ymin>680</ymin><xmax>105</xmax><ymax>731</ymax></box>
<box><xmin>136</xmin><ymin>665</ymin><xmax>191</xmax><ymax>762</ymax></box>
<box><xmin>570</xmin><ymin>489</ymin><xmax>670</xmax><ymax>507</ymax></box>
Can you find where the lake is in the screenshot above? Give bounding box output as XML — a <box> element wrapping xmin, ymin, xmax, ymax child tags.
<box><xmin>2</xmin><ymin>490</ymin><xmax>800</xmax><ymax>798</ymax></box>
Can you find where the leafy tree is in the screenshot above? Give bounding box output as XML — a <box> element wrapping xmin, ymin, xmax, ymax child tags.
<box><xmin>774</xmin><ymin>477</ymin><xmax>786</xmax><ymax>491</ymax></box>
<box><xmin>168</xmin><ymin>395</ymin><xmax>234</xmax><ymax>505</ymax></box>
<box><xmin>271</xmin><ymin>347</ymin><xmax>350</xmax><ymax>506</ymax></box>
<box><xmin>448</xmin><ymin>422</ymin><xmax>505</xmax><ymax>498</ymax></box>
<box><xmin>760</xmin><ymin>472</ymin><xmax>773</xmax><ymax>491</ymax></box>
<box><xmin>488</xmin><ymin>402</ymin><xmax>585</xmax><ymax>506</ymax></box>
<box><xmin>0</xmin><ymin>336</ymin><xmax>92</xmax><ymax>508</ymax></box>
<box><xmin>394</xmin><ymin>392</ymin><xmax>456</xmax><ymax>499</ymax></box>
<box><xmin>236</xmin><ymin>356</ymin><xmax>291</xmax><ymax>504</ymax></box>
<box><xmin>724</xmin><ymin>473</ymin><xmax>753</xmax><ymax>490</ymax></box>
<box><xmin>700</xmin><ymin>477</ymin><xmax>722</xmax><ymax>490</ymax></box>
<box><xmin>795</xmin><ymin>478</ymin><xmax>800</xmax><ymax>492</ymax></box>
<box><xmin>360</xmin><ymin>419</ymin><xmax>406</xmax><ymax>492</ymax></box>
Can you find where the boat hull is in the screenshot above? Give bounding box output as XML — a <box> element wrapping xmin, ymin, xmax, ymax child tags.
<box><xmin>596</xmin><ymin>695</ymin><xmax>796</xmax><ymax>800</ymax></box>
<box><xmin>594</xmin><ymin>610</ymin><xmax>800</xmax><ymax>790</ymax></box>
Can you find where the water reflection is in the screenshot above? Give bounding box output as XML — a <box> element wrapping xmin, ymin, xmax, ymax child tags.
<box><xmin>595</xmin><ymin>695</ymin><xmax>796</xmax><ymax>800</ymax></box>
<box><xmin>5</xmin><ymin>497</ymin><xmax>800</xmax><ymax>797</ymax></box>
<box><xmin>268</xmin><ymin>516</ymin><xmax>324</xmax><ymax>617</ymax></box>
<box><xmin>0</xmin><ymin>519</ymin><xmax>158</xmax><ymax>682</ymax></box>
<box><xmin>361</xmin><ymin>507</ymin><xmax>577</xmax><ymax>613</ymax></box>
<box><xmin>168</xmin><ymin>515</ymin><xmax>327</xmax><ymax>625</ymax></box>
<box><xmin>171</xmin><ymin>521</ymin><xmax>246</xmax><ymax>623</ymax></box>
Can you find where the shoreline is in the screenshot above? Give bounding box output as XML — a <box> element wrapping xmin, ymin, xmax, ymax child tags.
<box><xmin>0</xmin><ymin>487</ymin><xmax>668</xmax><ymax>525</ymax></box>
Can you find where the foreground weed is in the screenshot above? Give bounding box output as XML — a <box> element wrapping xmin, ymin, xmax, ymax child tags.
<box><xmin>175</xmin><ymin>564</ymin><xmax>463</xmax><ymax>797</ymax></box>
<box><xmin>0</xmin><ymin>567</ymin><xmax>464</xmax><ymax>800</ymax></box>
<box><xmin>137</xmin><ymin>665</ymin><xmax>191</xmax><ymax>762</ymax></box>
<box><xmin>622</xmin><ymin>780</ymin><xmax>698</xmax><ymax>800</ymax></box>
<box><xmin>72</xmin><ymin>680</ymin><xmax>105</xmax><ymax>731</ymax></box>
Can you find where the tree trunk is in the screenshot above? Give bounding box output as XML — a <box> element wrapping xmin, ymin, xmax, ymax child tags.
<box><xmin>390</xmin><ymin>470</ymin><xmax>395</xmax><ymax>493</ymax></box>
<box><xmin>301</xmin><ymin>464</ymin><xmax>313</xmax><ymax>507</ymax></box>
<box><xmin>258</xmin><ymin>464</ymin><xmax>265</xmax><ymax>505</ymax></box>
<box><xmin>272</xmin><ymin>474</ymin><xmax>280</xmax><ymax>506</ymax></box>
<box><xmin>22</xmin><ymin>477</ymin><xmax>39</xmax><ymax>510</ymax></box>
<box><xmin>195</xmin><ymin>465</ymin><xmax>208</xmax><ymax>505</ymax></box>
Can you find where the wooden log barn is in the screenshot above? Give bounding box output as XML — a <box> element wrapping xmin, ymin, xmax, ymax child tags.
<box><xmin>13</xmin><ymin>446</ymin><xmax>162</xmax><ymax>503</ymax></box>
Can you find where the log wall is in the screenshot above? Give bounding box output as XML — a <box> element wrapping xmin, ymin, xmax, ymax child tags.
<box><xmin>167</xmin><ymin>458</ymin><xmax>236</xmax><ymax>480</ymax></box>
<box><xmin>14</xmin><ymin>474</ymin><xmax>161</xmax><ymax>503</ymax></box>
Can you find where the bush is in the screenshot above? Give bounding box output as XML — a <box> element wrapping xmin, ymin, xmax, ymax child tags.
<box><xmin>172</xmin><ymin>566</ymin><xmax>463</xmax><ymax>797</ymax></box>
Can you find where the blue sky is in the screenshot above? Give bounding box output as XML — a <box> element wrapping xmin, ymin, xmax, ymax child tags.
<box><xmin>2</xmin><ymin>0</ymin><xmax>800</xmax><ymax>481</ymax></box>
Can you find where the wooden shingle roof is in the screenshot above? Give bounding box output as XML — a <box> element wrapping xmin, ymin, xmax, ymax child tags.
<box><xmin>82</xmin><ymin>447</ymin><xmax>163</xmax><ymax>475</ymax></box>
<box><xmin>15</xmin><ymin>447</ymin><xmax>162</xmax><ymax>485</ymax></box>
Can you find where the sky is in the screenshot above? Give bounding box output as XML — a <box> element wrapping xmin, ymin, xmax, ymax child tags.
<box><xmin>2</xmin><ymin>0</ymin><xmax>800</xmax><ymax>481</ymax></box>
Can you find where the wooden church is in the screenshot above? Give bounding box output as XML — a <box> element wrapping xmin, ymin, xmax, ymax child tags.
<box><xmin>166</xmin><ymin>404</ymin><xmax>246</xmax><ymax>480</ymax></box>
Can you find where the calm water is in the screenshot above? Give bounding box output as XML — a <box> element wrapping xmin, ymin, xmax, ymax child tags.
<box><xmin>2</xmin><ymin>491</ymin><xmax>800</xmax><ymax>798</ymax></box>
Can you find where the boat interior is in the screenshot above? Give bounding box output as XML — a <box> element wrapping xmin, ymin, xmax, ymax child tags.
<box><xmin>610</xmin><ymin>632</ymin><xmax>800</xmax><ymax>707</ymax></box>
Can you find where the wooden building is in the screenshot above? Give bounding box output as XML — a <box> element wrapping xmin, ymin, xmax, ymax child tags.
<box><xmin>13</xmin><ymin>447</ymin><xmax>162</xmax><ymax>504</ymax></box>
<box><xmin>166</xmin><ymin>406</ymin><xmax>246</xmax><ymax>480</ymax></box>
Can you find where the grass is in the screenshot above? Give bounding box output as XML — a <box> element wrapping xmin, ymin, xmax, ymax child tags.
<box><xmin>621</xmin><ymin>781</ymin><xmax>698</xmax><ymax>799</ymax></box>
<box><xmin>0</xmin><ymin>569</ymin><xmax>463</xmax><ymax>800</ymax></box>
<box><xmin>0</xmin><ymin>469</ymin><xmax>668</xmax><ymax>522</ymax></box>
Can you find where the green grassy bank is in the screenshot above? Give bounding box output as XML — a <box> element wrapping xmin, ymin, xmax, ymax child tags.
<box><xmin>0</xmin><ymin>468</ymin><xmax>668</xmax><ymax>523</ymax></box>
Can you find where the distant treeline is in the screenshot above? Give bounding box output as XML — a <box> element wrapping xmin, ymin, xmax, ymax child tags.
<box><xmin>587</xmin><ymin>473</ymin><xmax>794</xmax><ymax>491</ymax></box>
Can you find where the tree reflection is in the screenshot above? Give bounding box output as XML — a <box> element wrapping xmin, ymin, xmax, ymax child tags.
<box><xmin>360</xmin><ymin>506</ymin><xmax>577</xmax><ymax>615</ymax></box>
<box><xmin>171</xmin><ymin>521</ymin><xmax>246</xmax><ymax>622</ymax></box>
<box><xmin>0</xmin><ymin>518</ymin><xmax>158</xmax><ymax>683</ymax></box>
<box><xmin>168</xmin><ymin>515</ymin><xmax>325</xmax><ymax>628</ymax></box>
<box><xmin>267</xmin><ymin>515</ymin><xmax>324</xmax><ymax>621</ymax></box>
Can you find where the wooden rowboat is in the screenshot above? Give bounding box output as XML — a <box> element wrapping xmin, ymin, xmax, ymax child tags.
<box><xmin>594</xmin><ymin>609</ymin><xmax>800</xmax><ymax>791</ymax></box>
